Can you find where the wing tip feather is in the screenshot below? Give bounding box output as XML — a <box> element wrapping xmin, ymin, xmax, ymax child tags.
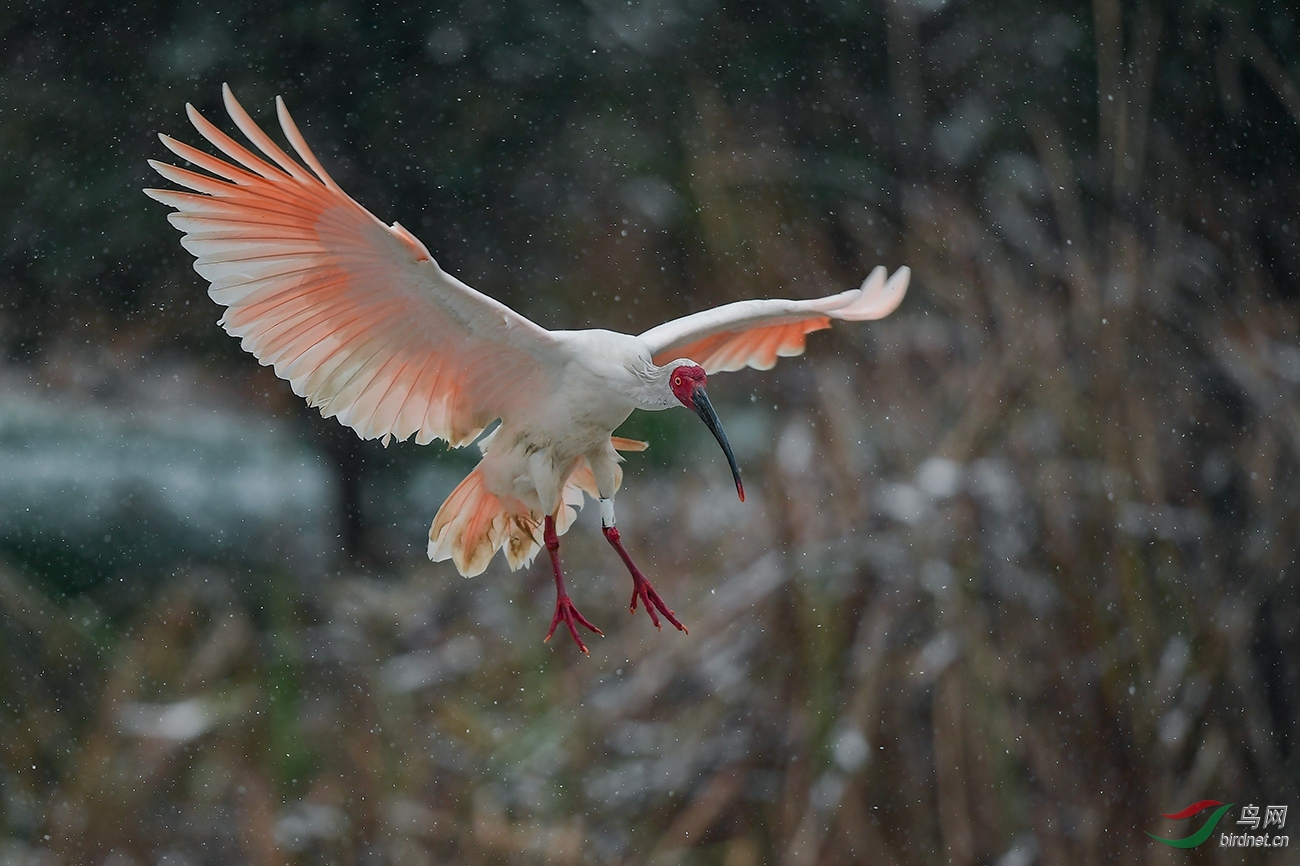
<box><xmin>832</xmin><ymin>265</ymin><xmax>910</xmax><ymax>321</ymax></box>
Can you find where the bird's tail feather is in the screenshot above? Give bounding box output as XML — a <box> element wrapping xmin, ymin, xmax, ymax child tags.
<box><xmin>427</xmin><ymin>468</ymin><xmax>527</xmax><ymax>576</ymax></box>
<box><xmin>427</xmin><ymin>454</ymin><xmax>626</xmax><ymax>577</ymax></box>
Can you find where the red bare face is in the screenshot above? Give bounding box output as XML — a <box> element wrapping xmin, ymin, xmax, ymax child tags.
<box><xmin>669</xmin><ymin>364</ymin><xmax>707</xmax><ymax>410</ymax></box>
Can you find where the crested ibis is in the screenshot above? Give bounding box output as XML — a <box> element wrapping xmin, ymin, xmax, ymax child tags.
<box><xmin>144</xmin><ymin>86</ymin><xmax>910</xmax><ymax>653</ymax></box>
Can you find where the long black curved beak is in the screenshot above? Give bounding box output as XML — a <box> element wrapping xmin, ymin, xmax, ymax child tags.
<box><xmin>692</xmin><ymin>387</ymin><xmax>745</xmax><ymax>502</ymax></box>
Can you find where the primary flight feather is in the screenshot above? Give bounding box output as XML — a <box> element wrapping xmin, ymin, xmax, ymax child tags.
<box><xmin>145</xmin><ymin>85</ymin><xmax>909</xmax><ymax>653</ymax></box>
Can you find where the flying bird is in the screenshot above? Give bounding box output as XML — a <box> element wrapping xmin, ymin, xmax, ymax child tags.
<box><xmin>144</xmin><ymin>85</ymin><xmax>909</xmax><ymax>653</ymax></box>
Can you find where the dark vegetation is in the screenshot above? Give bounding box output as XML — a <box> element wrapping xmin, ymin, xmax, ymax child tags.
<box><xmin>1</xmin><ymin>1</ymin><xmax>1298</xmax><ymax>863</ymax></box>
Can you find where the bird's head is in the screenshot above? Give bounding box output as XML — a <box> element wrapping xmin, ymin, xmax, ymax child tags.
<box><xmin>668</xmin><ymin>364</ymin><xmax>707</xmax><ymax>411</ymax></box>
<box><xmin>667</xmin><ymin>362</ymin><xmax>744</xmax><ymax>502</ymax></box>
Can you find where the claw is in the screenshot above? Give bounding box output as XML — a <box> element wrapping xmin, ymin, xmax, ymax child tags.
<box><xmin>544</xmin><ymin>594</ymin><xmax>603</xmax><ymax>654</ymax></box>
<box><xmin>629</xmin><ymin>575</ymin><xmax>687</xmax><ymax>633</ymax></box>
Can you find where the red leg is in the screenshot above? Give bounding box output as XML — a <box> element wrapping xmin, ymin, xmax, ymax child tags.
<box><xmin>602</xmin><ymin>526</ymin><xmax>687</xmax><ymax>634</ymax></box>
<box><xmin>542</xmin><ymin>515</ymin><xmax>602</xmax><ymax>654</ymax></box>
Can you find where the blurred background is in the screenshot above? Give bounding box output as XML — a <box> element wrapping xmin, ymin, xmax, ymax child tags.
<box><xmin>2</xmin><ymin>0</ymin><xmax>1298</xmax><ymax>863</ymax></box>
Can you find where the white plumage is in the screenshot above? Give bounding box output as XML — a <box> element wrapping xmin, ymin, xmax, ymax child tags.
<box><xmin>145</xmin><ymin>85</ymin><xmax>909</xmax><ymax>651</ymax></box>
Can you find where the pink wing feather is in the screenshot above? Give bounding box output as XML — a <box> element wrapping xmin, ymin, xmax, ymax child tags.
<box><xmin>144</xmin><ymin>84</ymin><xmax>560</xmax><ymax>447</ymax></box>
<box><xmin>642</xmin><ymin>266</ymin><xmax>910</xmax><ymax>373</ymax></box>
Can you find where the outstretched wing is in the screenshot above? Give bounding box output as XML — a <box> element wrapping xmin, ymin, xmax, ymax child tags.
<box><xmin>639</xmin><ymin>266</ymin><xmax>910</xmax><ymax>373</ymax></box>
<box><xmin>144</xmin><ymin>84</ymin><xmax>561</xmax><ymax>447</ymax></box>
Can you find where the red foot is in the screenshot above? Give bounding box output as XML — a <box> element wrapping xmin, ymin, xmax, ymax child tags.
<box><xmin>544</xmin><ymin>594</ymin><xmax>603</xmax><ymax>655</ymax></box>
<box><xmin>629</xmin><ymin>574</ymin><xmax>688</xmax><ymax>633</ymax></box>
<box><xmin>603</xmin><ymin>526</ymin><xmax>688</xmax><ymax>634</ymax></box>
<box><xmin>542</xmin><ymin>515</ymin><xmax>602</xmax><ymax>654</ymax></box>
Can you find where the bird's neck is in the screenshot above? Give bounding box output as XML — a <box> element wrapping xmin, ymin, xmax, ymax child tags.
<box><xmin>627</xmin><ymin>364</ymin><xmax>679</xmax><ymax>411</ymax></box>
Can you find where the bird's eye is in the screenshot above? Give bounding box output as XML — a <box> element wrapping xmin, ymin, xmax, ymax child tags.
<box><xmin>673</xmin><ymin>376</ymin><xmax>682</xmax><ymax>386</ymax></box>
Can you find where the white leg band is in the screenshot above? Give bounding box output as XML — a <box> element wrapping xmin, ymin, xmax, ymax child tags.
<box><xmin>599</xmin><ymin>498</ymin><xmax>615</xmax><ymax>527</ymax></box>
